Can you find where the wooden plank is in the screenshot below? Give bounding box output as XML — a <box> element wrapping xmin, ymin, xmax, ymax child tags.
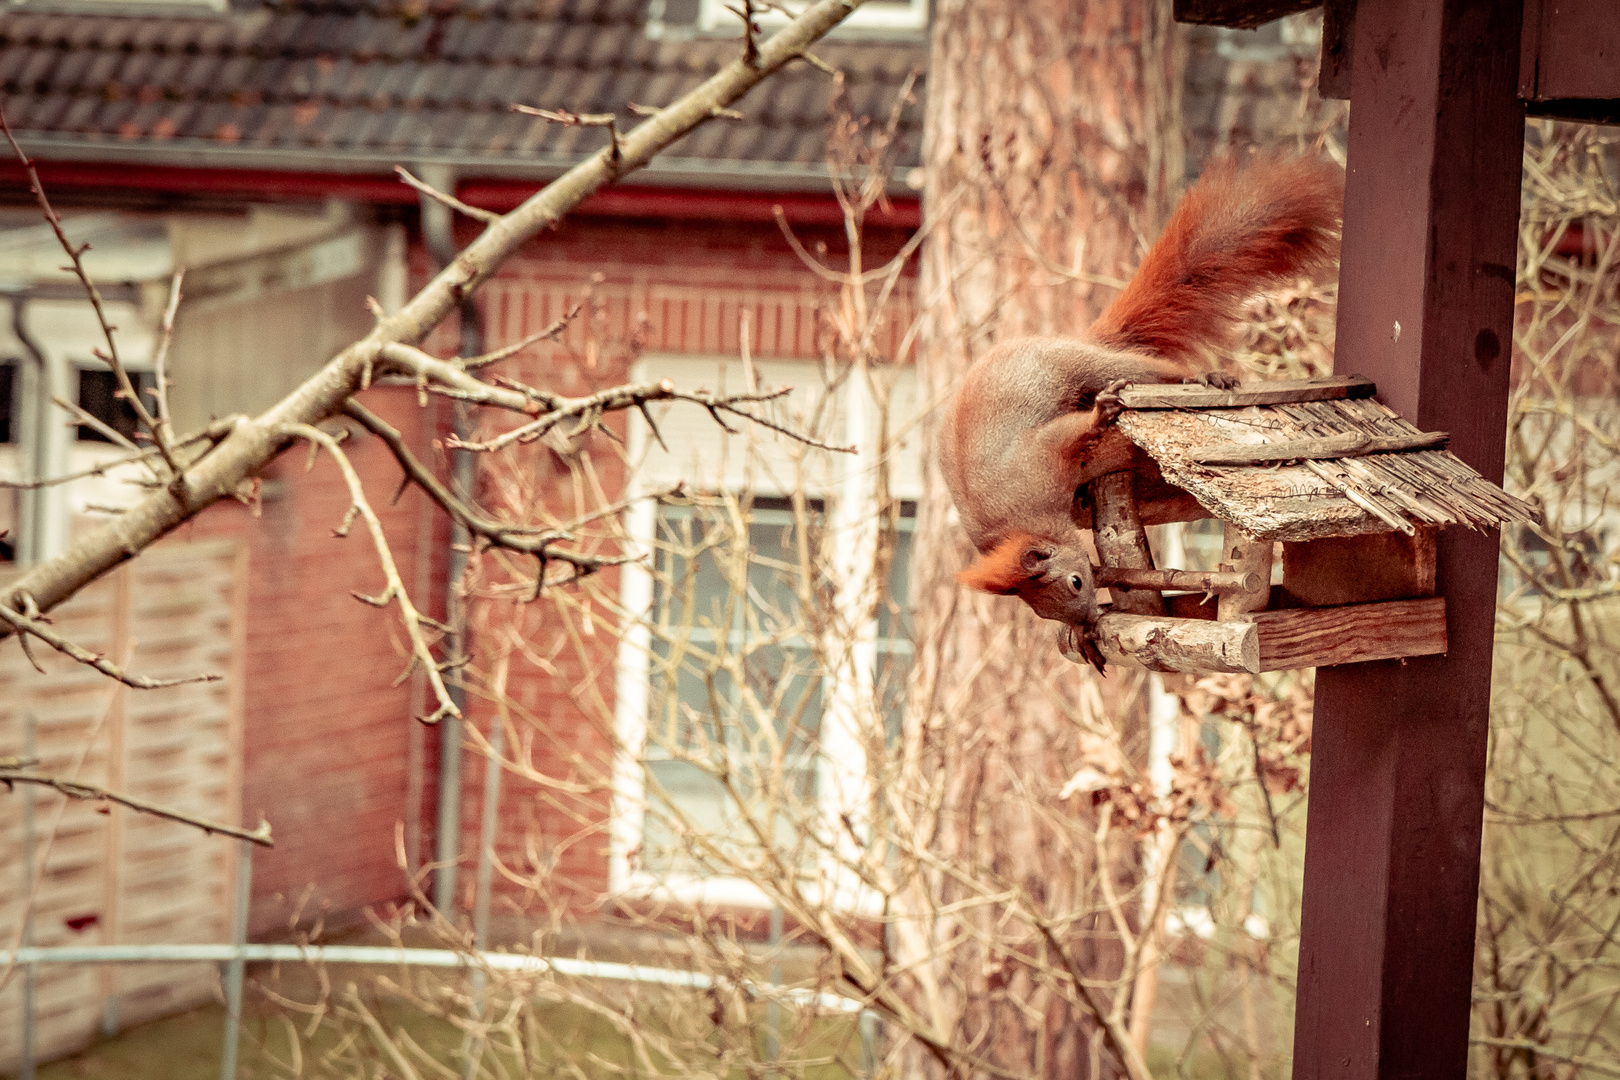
<box><xmin>1189</xmin><ymin>429</ymin><xmax>1449</xmax><ymax>465</ymax></box>
<box><xmin>1281</xmin><ymin>528</ymin><xmax>1437</xmax><ymax>607</ymax></box>
<box><xmin>1253</xmin><ymin>597</ymin><xmax>1446</xmax><ymax>670</ymax></box>
<box><xmin>1094</xmin><ymin>612</ymin><xmax>1260</xmax><ymax>674</ymax></box>
<box><xmin>1115</xmin><ymin>374</ymin><xmax>1375</xmax><ymax>409</ymax></box>
<box><xmin>1291</xmin><ymin>2</ymin><xmax>1525</xmax><ymax>1079</ymax></box>
<box><xmin>1172</xmin><ymin>0</ymin><xmax>1317</xmax><ymax>29</ymax></box>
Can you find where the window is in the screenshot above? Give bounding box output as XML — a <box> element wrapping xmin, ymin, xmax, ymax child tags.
<box><xmin>612</xmin><ymin>356</ymin><xmax>922</xmax><ymax>907</ymax></box>
<box><xmin>0</xmin><ymin>359</ymin><xmax>15</xmax><ymax>445</ymax></box>
<box><xmin>76</xmin><ymin>368</ymin><xmax>154</xmax><ymax>444</ymax></box>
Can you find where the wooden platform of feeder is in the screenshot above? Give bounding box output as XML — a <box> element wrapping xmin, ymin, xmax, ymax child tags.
<box><xmin>1094</xmin><ymin>597</ymin><xmax>1449</xmax><ymax>674</ymax></box>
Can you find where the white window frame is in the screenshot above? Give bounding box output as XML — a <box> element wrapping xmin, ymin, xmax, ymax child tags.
<box><xmin>610</xmin><ymin>356</ymin><xmax>919</xmax><ymax>911</ymax></box>
<box><xmin>697</xmin><ymin>0</ymin><xmax>927</xmax><ymax>34</ymax></box>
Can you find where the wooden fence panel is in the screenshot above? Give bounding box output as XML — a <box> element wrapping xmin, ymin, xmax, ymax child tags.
<box><xmin>0</xmin><ymin>539</ymin><xmax>243</xmax><ymax>1068</ymax></box>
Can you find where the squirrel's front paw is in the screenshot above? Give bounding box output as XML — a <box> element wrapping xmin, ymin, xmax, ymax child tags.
<box><xmin>1058</xmin><ymin>624</ymin><xmax>1108</xmax><ymax>674</ymax></box>
<box><xmin>1188</xmin><ymin>371</ymin><xmax>1241</xmax><ymax>391</ymax></box>
<box><xmin>1095</xmin><ymin>379</ymin><xmax>1132</xmax><ymax>423</ymax></box>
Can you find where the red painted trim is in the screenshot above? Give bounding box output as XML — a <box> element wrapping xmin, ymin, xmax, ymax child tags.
<box><xmin>458</xmin><ymin>180</ymin><xmax>923</xmax><ymax>228</ymax></box>
<box><xmin>0</xmin><ymin>161</ymin><xmax>923</xmax><ymax>228</ymax></box>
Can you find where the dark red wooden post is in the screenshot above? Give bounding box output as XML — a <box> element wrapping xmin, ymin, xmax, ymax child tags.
<box><xmin>1290</xmin><ymin>2</ymin><xmax>1525</xmax><ymax>1077</ymax></box>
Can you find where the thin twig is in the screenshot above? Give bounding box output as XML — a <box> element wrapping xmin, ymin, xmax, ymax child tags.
<box><xmin>342</xmin><ymin>400</ymin><xmax>651</xmax><ymax>575</ymax></box>
<box><xmin>278</xmin><ymin>423</ymin><xmax>459</xmax><ymax>724</ymax></box>
<box><xmin>0</xmin><ymin>110</ymin><xmax>183</xmax><ymax>480</ymax></box>
<box><xmin>0</xmin><ymin>600</ymin><xmax>221</xmax><ymax>689</ymax></box>
<box><xmin>0</xmin><ymin>417</ymin><xmax>236</xmax><ymax>490</ymax></box>
<box><xmin>52</xmin><ymin>395</ymin><xmax>138</xmax><ymax>451</ymax></box>
<box><xmin>449</xmin><ymin>380</ymin><xmax>853</xmax><ymax>455</ymax></box>
<box><xmin>148</xmin><ymin>268</ymin><xmax>184</xmax><ymax>462</ymax></box>
<box><xmin>394</xmin><ymin>167</ymin><xmax>500</xmax><ymax>225</ymax></box>
<box><xmin>0</xmin><ymin>769</ymin><xmax>272</xmax><ymax>847</ymax></box>
<box><xmin>460</xmin><ymin>306</ymin><xmax>581</xmax><ymax>370</ymax></box>
<box><xmin>511</xmin><ymin>105</ymin><xmax>621</xmax><ymax>162</ymax></box>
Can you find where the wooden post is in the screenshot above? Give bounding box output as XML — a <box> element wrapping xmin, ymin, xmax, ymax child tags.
<box><xmin>1215</xmin><ymin>523</ymin><xmax>1271</xmax><ymax>621</ymax></box>
<box><xmin>1091</xmin><ymin>471</ymin><xmax>1163</xmax><ymax>616</ymax></box>
<box><xmin>1291</xmin><ymin>2</ymin><xmax>1525</xmax><ymax>1078</ymax></box>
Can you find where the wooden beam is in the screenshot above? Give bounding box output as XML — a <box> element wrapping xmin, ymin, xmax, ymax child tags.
<box><xmin>1172</xmin><ymin>0</ymin><xmax>1318</xmax><ymax>29</ymax></box>
<box><xmin>1253</xmin><ymin>597</ymin><xmax>1446</xmax><ymax>670</ymax></box>
<box><xmin>1095</xmin><ymin>612</ymin><xmax>1259</xmax><ymax>674</ymax></box>
<box><xmin>1115</xmin><ymin>374</ymin><xmax>1375</xmax><ymax>409</ymax></box>
<box><xmin>1328</xmin><ymin>0</ymin><xmax>1620</xmax><ymax>119</ymax></box>
<box><xmin>1291</xmin><ymin>2</ymin><xmax>1524</xmax><ymax>1078</ymax></box>
<box><xmin>1519</xmin><ymin>0</ymin><xmax>1620</xmax><ymax>122</ymax></box>
<box><xmin>1317</xmin><ymin>0</ymin><xmax>1355</xmax><ymax>100</ymax></box>
<box><xmin>1189</xmin><ymin>429</ymin><xmax>1448</xmax><ymax>465</ymax></box>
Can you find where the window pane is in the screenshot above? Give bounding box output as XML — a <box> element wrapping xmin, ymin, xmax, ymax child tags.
<box><xmin>643</xmin><ymin>501</ymin><xmax>827</xmax><ymax>876</ymax></box>
<box><xmin>76</xmin><ymin>369</ymin><xmax>153</xmax><ymax>444</ymax></box>
<box><xmin>876</xmin><ymin>507</ymin><xmax>915</xmax><ymax>642</ymax></box>
<box><xmin>0</xmin><ymin>359</ymin><xmax>16</xmax><ymax>444</ymax></box>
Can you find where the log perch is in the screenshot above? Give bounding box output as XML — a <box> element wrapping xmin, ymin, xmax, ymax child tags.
<box><xmin>1093</xmin><ymin>566</ymin><xmax>1264</xmax><ymax>595</ymax></box>
<box><xmin>1095</xmin><ymin>612</ymin><xmax>1261</xmax><ymax>674</ymax></box>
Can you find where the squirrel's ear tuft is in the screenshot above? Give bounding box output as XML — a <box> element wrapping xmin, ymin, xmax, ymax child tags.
<box><xmin>957</xmin><ymin>535</ymin><xmax>1038</xmax><ymax>595</ymax></box>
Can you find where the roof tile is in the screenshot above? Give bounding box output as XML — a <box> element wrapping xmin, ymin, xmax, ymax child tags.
<box><xmin>1</xmin><ymin>0</ymin><xmax>927</xmax><ymax>182</ymax></box>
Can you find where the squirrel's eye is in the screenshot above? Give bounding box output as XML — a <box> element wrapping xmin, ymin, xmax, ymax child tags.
<box><xmin>1070</xmin><ymin>574</ymin><xmax>1085</xmax><ymax>591</ymax></box>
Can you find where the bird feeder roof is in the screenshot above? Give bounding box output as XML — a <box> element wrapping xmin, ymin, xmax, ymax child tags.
<box><xmin>1110</xmin><ymin>376</ymin><xmax>1539</xmax><ymax>542</ymax></box>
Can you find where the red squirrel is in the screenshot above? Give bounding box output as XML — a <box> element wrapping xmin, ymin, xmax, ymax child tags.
<box><xmin>938</xmin><ymin>155</ymin><xmax>1343</xmax><ymax>657</ymax></box>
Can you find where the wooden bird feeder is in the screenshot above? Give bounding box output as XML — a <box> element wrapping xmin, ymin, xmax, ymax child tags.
<box><xmin>1064</xmin><ymin>375</ymin><xmax>1538</xmax><ymax>675</ymax></box>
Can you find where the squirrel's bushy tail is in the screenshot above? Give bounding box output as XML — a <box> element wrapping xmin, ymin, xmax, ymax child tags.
<box><xmin>1089</xmin><ymin>154</ymin><xmax>1343</xmax><ymax>361</ymax></box>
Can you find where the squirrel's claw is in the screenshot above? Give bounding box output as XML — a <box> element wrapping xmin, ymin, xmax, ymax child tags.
<box><xmin>1058</xmin><ymin>623</ymin><xmax>1108</xmax><ymax>674</ymax></box>
<box><xmin>1186</xmin><ymin>371</ymin><xmax>1241</xmax><ymax>391</ymax></box>
<box><xmin>1095</xmin><ymin>379</ymin><xmax>1133</xmax><ymax>425</ymax></box>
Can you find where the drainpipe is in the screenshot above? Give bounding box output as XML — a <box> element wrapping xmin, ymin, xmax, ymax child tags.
<box><xmin>9</xmin><ymin>296</ymin><xmax>49</xmax><ymax>567</ymax></box>
<box><xmin>416</xmin><ymin>164</ymin><xmax>480</xmax><ymax>916</ymax></box>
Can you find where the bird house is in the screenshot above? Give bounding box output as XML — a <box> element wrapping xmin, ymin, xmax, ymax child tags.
<box><xmin>1067</xmin><ymin>376</ymin><xmax>1538</xmax><ymax>674</ymax></box>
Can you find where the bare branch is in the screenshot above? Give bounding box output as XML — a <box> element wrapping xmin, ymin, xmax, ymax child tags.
<box><xmin>341</xmin><ymin>399</ymin><xmax>645</xmax><ymax>576</ymax></box>
<box><xmin>448</xmin><ymin>379</ymin><xmax>853</xmax><ymax>455</ymax></box>
<box><xmin>148</xmin><ymin>268</ymin><xmax>184</xmax><ymax>455</ymax></box>
<box><xmin>0</xmin><ymin>768</ymin><xmax>273</xmax><ymax>847</ymax></box>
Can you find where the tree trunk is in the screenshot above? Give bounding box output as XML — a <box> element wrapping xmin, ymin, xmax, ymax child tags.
<box><xmin>895</xmin><ymin>2</ymin><xmax>1182</xmax><ymax>1076</ymax></box>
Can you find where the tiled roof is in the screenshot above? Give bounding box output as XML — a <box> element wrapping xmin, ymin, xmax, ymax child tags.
<box><xmin>0</xmin><ymin>0</ymin><xmax>927</xmax><ymax>190</ymax></box>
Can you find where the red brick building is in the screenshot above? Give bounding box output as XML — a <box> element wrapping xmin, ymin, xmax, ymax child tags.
<box><xmin>0</xmin><ymin>0</ymin><xmax>930</xmax><ymax>960</ymax></box>
<box><xmin>0</xmin><ymin>0</ymin><xmax>1325</xmax><ymax>1011</ymax></box>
